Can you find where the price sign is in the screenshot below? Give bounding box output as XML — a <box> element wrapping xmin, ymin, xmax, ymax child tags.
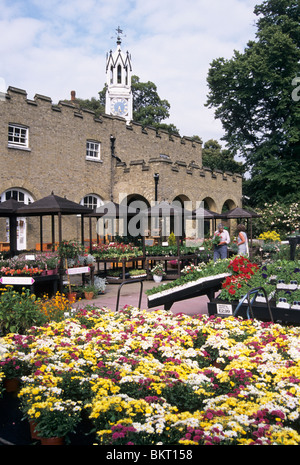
<box><xmin>0</xmin><ymin>276</ymin><xmax>35</xmax><ymax>285</ymax></box>
<box><xmin>66</xmin><ymin>266</ymin><xmax>90</xmax><ymax>275</ymax></box>
<box><xmin>216</xmin><ymin>303</ymin><xmax>233</xmax><ymax>315</ymax></box>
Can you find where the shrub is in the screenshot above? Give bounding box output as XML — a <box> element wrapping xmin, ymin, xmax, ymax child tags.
<box><xmin>0</xmin><ymin>287</ymin><xmax>47</xmax><ymax>335</ymax></box>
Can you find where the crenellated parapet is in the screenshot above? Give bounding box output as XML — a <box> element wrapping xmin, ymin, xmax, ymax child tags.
<box><xmin>1</xmin><ymin>85</ymin><xmax>243</xmax><ymax>219</ymax></box>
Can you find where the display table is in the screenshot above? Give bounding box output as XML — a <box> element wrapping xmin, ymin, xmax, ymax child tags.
<box><xmin>95</xmin><ymin>257</ymin><xmax>144</xmax><ymax>283</ymax></box>
<box><xmin>207</xmin><ymin>298</ymin><xmax>300</xmax><ymax>324</ymax></box>
<box><xmin>147</xmin><ymin>273</ymin><xmax>230</xmax><ymax>310</ymax></box>
<box><xmin>145</xmin><ymin>254</ymin><xmax>198</xmax><ymax>280</ymax></box>
<box><xmin>0</xmin><ymin>274</ymin><xmax>60</xmax><ymax>296</ymax></box>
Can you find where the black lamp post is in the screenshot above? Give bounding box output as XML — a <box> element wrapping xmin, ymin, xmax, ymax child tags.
<box><xmin>154</xmin><ymin>173</ymin><xmax>159</xmax><ymax>203</ymax></box>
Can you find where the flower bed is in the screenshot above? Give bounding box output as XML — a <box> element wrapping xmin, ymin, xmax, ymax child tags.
<box><xmin>1</xmin><ymin>307</ymin><xmax>300</xmax><ymax>445</ymax></box>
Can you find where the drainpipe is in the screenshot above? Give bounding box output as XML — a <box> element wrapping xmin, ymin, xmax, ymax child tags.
<box><xmin>110</xmin><ymin>135</ymin><xmax>122</xmax><ymax>202</ymax></box>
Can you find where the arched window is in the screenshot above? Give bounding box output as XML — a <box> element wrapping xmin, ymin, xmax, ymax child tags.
<box><xmin>117</xmin><ymin>65</ymin><xmax>122</xmax><ymax>84</ymax></box>
<box><xmin>1</xmin><ymin>188</ymin><xmax>33</xmax><ymax>205</ymax></box>
<box><xmin>110</xmin><ymin>66</ymin><xmax>113</xmax><ymax>84</ymax></box>
<box><xmin>0</xmin><ymin>188</ymin><xmax>34</xmax><ymax>250</ymax></box>
<box><xmin>80</xmin><ymin>194</ymin><xmax>103</xmax><ymax>210</ymax></box>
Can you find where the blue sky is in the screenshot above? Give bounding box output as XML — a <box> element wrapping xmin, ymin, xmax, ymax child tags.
<box><xmin>0</xmin><ymin>0</ymin><xmax>258</xmax><ymax>143</ymax></box>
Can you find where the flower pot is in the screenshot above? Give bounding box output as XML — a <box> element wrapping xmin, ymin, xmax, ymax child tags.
<box><xmin>153</xmin><ymin>275</ymin><xmax>162</xmax><ymax>283</ymax></box>
<box><xmin>84</xmin><ymin>291</ymin><xmax>94</xmax><ymax>300</ymax></box>
<box><xmin>47</xmin><ymin>268</ymin><xmax>58</xmax><ymax>275</ymax></box>
<box><xmin>40</xmin><ymin>436</ymin><xmax>64</xmax><ymax>445</ymax></box>
<box><xmin>67</xmin><ymin>292</ymin><xmax>76</xmax><ymax>303</ymax></box>
<box><xmin>4</xmin><ymin>377</ymin><xmax>20</xmax><ymax>393</ymax></box>
<box><xmin>29</xmin><ymin>420</ymin><xmax>40</xmax><ymax>440</ymax></box>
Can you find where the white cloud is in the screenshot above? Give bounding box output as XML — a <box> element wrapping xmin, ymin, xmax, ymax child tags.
<box><xmin>0</xmin><ymin>0</ymin><xmax>258</xmax><ymax>143</ymax></box>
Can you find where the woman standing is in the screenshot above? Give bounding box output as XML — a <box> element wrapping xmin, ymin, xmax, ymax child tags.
<box><xmin>237</xmin><ymin>224</ymin><xmax>248</xmax><ymax>256</ymax></box>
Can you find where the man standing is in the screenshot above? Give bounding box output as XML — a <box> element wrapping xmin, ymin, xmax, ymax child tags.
<box><xmin>213</xmin><ymin>223</ymin><xmax>230</xmax><ymax>261</ymax></box>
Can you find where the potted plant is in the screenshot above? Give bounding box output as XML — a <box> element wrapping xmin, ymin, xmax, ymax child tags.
<box><xmin>58</xmin><ymin>240</ymin><xmax>85</xmax><ymax>268</ymax></box>
<box><xmin>23</xmin><ymin>395</ymin><xmax>82</xmax><ymax>444</ymax></box>
<box><xmin>212</xmin><ymin>234</ymin><xmax>221</xmax><ymax>247</ymax></box>
<box><xmin>0</xmin><ymin>356</ymin><xmax>29</xmax><ymax>392</ymax></box>
<box><xmin>291</xmin><ymin>289</ymin><xmax>300</xmax><ymax>309</ymax></box>
<box><xmin>83</xmin><ymin>284</ymin><xmax>97</xmax><ymax>300</ymax></box>
<box><xmin>276</xmin><ymin>290</ymin><xmax>293</xmax><ymax>308</ymax></box>
<box><xmin>45</xmin><ymin>256</ymin><xmax>59</xmax><ymax>274</ymax></box>
<box><xmin>151</xmin><ymin>263</ymin><xmax>166</xmax><ymax>283</ymax></box>
<box><xmin>63</xmin><ymin>284</ymin><xmax>77</xmax><ymax>303</ymax></box>
<box><xmin>93</xmin><ymin>277</ymin><xmax>107</xmax><ymax>294</ymax></box>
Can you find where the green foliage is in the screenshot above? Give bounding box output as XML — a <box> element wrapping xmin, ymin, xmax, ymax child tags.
<box><xmin>168</xmin><ymin>232</ymin><xmax>177</xmax><ymax>246</ymax></box>
<box><xmin>28</xmin><ymin>398</ymin><xmax>82</xmax><ymax>439</ymax></box>
<box><xmin>131</xmin><ymin>75</ymin><xmax>171</xmax><ymax>127</ymax></box>
<box><xmin>202</xmin><ymin>139</ymin><xmax>244</xmax><ymax>175</ymax></box>
<box><xmin>58</xmin><ymin>239</ymin><xmax>85</xmax><ymax>259</ymax></box>
<box><xmin>77</xmin><ymin>97</ymin><xmax>104</xmax><ymax>118</ymax></box>
<box><xmin>146</xmin><ymin>259</ymin><xmax>231</xmax><ymax>296</ymax></box>
<box><xmin>0</xmin><ymin>287</ymin><xmax>47</xmax><ymax>335</ymax></box>
<box><xmin>62</xmin><ymin>96</ymin><xmax>104</xmax><ymax>118</ymax></box>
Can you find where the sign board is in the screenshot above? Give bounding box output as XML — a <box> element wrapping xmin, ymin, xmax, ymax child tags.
<box><xmin>66</xmin><ymin>266</ymin><xmax>90</xmax><ymax>275</ymax></box>
<box><xmin>0</xmin><ymin>276</ymin><xmax>35</xmax><ymax>285</ymax></box>
<box><xmin>216</xmin><ymin>303</ymin><xmax>233</xmax><ymax>315</ymax></box>
<box><xmin>145</xmin><ymin>239</ymin><xmax>154</xmax><ymax>246</ymax></box>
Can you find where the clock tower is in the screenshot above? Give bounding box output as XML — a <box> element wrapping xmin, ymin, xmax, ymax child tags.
<box><xmin>105</xmin><ymin>27</ymin><xmax>133</xmax><ymax>123</ymax></box>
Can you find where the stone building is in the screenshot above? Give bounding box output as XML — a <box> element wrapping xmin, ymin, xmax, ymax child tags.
<box><xmin>0</xmin><ymin>34</ymin><xmax>242</xmax><ymax>251</ymax></box>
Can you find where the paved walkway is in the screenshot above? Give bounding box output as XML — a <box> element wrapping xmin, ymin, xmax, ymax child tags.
<box><xmin>74</xmin><ymin>279</ymin><xmax>212</xmax><ymax>316</ymax></box>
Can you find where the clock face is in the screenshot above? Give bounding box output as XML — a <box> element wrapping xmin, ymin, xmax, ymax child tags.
<box><xmin>111</xmin><ymin>98</ymin><xmax>128</xmax><ymax>116</ymax></box>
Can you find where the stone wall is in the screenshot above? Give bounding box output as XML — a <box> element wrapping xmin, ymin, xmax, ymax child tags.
<box><xmin>0</xmin><ymin>86</ymin><xmax>242</xmax><ymax>250</ymax></box>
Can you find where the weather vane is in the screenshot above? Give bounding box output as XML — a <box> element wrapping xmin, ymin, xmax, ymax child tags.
<box><xmin>113</xmin><ymin>26</ymin><xmax>126</xmax><ymax>45</ymax></box>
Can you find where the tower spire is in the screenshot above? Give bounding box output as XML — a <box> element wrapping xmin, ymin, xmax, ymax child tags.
<box><xmin>105</xmin><ymin>27</ymin><xmax>133</xmax><ymax>123</ymax></box>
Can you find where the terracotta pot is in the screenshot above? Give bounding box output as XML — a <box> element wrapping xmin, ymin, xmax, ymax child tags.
<box><xmin>67</xmin><ymin>292</ymin><xmax>76</xmax><ymax>303</ymax></box>
<box><xmin>4</xmin><ymin>377</ymin><xmax>20</xmax><ymax>393</ymax></box>
<box><xmin>29</xmin><ymin>420</ymin><xmax>40</xmax><ymax>440</ymax></box>
<box><xmin>40</xmin><ymin>436</ymin><xmax>64</xmax><ymax>445</ymax></box>
<box><xmin>46</xmin><ymin>268</ymin><xmax>57</xmax><ymax>275</ymax></box>
<box><xmin>84</xmin><ymin>291</ymin><xmax>94</xmax><ymax>300</ymax></box>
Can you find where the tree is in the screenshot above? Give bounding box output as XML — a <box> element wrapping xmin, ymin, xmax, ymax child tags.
<box><xmin>201</xmin><ymin>139</ymin><xmax>244</xmax><ymax>175</ymax></box>
<box><xmin>131</xmin><ymin>75</ymin><xmax>178</xmax><ymax>133</ymax></box>
<box><xmin>63</xmin><ymin>96</ymin><xmax>104</xmax><ymax>118</ymax></box>
<box><xmin>206</xmin><ymin>0</ymin><xmax>300</xmax><ymax>206</ymax></box>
